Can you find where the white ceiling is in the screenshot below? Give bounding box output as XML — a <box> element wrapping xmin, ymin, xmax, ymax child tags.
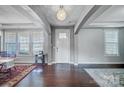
<box><xmin>0</xmin><ymin>5</ymin><xmax>32</xmax><ymax>24</ymax></box>
<box><xmin>94</xmin><ymin>6</ymin><xmax>124</xmax><ymax>22</ymax></box>
<box><xmin>88</xmin><ymin>5</ymin><xmax>124</xmax><ymax>27</ymax></box>
<box><xmin>32</xmin><ymin>5</ymin><xmax>124</xmax><ymax>28</ymax></box>
<box><xmin>1</xmin><ymin>5</ymin><xmax>124</xmax><ymax>32</ymax></box>
<box><xmin>40</xmin><ymin>5</ymin><xmax>84</xmax><ymax>26</ymax></box>
<box><xmin>0</xmin><ymin>5</ymin><xmax>45</xmax><ymax>30</ymax></box>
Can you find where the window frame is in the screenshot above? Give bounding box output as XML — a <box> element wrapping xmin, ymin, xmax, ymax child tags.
<box><xmin>4</xmin><ymin>30</ymin><xmax>44</xmax><ymax>56</ymax></box>
<box><xmin>104</xmin><ymin>29</ymin><xmax>119</xmax><ymax>56</ymax></box>
<box><xmin>32</xmin><ymin>31</ymin><xmax>44</xmax><ymax>55</ymax></box>
<box><xmin>18</xmin><ymin>31</ymin><xmax>30</xmax><ymax>55</ymax></box>
<box><xmin>4</xmin><ymin>32</ymin><xmax>17</xmax><ymax>54</ymax></box>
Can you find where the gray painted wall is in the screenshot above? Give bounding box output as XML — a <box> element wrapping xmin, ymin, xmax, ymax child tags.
<box><xmin>78</xmin><ymin>28</ymin><xmax>124</xmax><ymax>64</ymax></box>
<box><xmin>2</xmin><ymin>27</ymin><xmax>124</xmax><ymax>64</ymax></box>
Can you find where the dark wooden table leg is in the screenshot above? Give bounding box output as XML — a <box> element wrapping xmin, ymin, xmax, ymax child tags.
<box><xmin>0</xmin><ymin>65</ymin><xmax>3</xmax><ymax>71</ymax></box>
<box><xmin>14</xmin><ymin>66</ymin><xmax>16</xmax><ymax>70</ymax></box>
<box><xmin>7</xmin><ymin>68</ymin><xmax>12</xmax><ymax>76</ymax></box>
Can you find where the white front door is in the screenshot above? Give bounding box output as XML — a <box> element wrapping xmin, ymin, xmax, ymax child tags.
<box><xmin>55</xmin><ymin>29</ymin><xmax>70</xmax><ymax>63</ymax></box>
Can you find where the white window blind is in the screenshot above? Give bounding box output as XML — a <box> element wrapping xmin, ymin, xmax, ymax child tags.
<box><xmin>18</xmin><ymin>32</ymin><xmax>30</xmax><ymax>55</ymax></box>
<box><xmin>104</xmin><ymin>29</ymin><xmax>119</xmax><ymax>56</ymax></box>
<box><xmin>32</xmin><ymin>31</ymin><xmax>44</xmax><ymax>54</ymax></box>
<box><xmin>4</xmin><ymin>30</ymin><xmax>44</xmax><ymax>56</ymax></box>
<box><xmin>5</xmin><ymin>32</ymin><xmax>16</xmax><ymax>53</ymax></box>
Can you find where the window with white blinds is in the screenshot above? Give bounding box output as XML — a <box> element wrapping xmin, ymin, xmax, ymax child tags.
<box><xmin>18</xmin><ymin>32</ymin><xmax>30</xmax><ymax>55</ymax></box>
<box><xmin>32</xmin><ymin>31</ymin><xmax>44</xmax><ymax>54</ymax></box>
<box><xmin>4</xmin><ymin>30</ymin><xmax>44</xmax><ymax>56</ymax></box>
<box><xmin>104</xmin><ymin>29</ymin><xmax>119</xmax><ymax>56</ymax></box>
<box><xmin>5</xmin><ymin>32</ymin><xmax>16</xmax><ymax>54</ymax></box>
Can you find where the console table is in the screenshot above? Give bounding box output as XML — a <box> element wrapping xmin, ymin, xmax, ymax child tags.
<box><xmin>0</xmin><ymin>57</ymin><xmax>16</xmax><ymax>76</ymax></box>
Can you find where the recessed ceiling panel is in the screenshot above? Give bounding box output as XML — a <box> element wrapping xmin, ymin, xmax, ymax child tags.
<box><xmin>94</xmin><ymin>5</ymin><xmax>124</xmax><ymax>22</ymax></box>
<box><xmin>86</xmin><ymin>5</ymin><xmax>124</xmax><ymax>28</ymax></box>
<box><xmin>0</xmin><ymin>5</ymin><xmax>32</xmax><ymax>24</ymax></box>
<box><xmin>40</xmin><ymin>5</ymin><xmax>85</xmax><ymax>26</ymax></box>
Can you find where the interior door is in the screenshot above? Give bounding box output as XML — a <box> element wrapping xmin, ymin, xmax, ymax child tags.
<box><xmin>55</xmin><ymin>29</ymin><xmax>70</xmax><ymax>63</ymax></box>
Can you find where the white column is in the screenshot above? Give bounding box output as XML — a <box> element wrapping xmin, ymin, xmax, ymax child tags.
<box><xmin>74</xmin><ymin>34</ymin><xmax>78</xmax><ymax>65</ymax></box>
<box><xmin>0</xmin><ymin>24</ymin><xmax>3</xmax><ymax>51</ymax></box>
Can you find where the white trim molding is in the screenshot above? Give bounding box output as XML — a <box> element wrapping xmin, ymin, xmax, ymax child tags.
<box><xmin>78</xmin><ymin>61</ymin><xmax>124</xmax><ymax>64</ymax></box>
<box><xmin>48</xmin><ymin>62</ymin><xmax>53</xmax><ymax>65</ymax></box>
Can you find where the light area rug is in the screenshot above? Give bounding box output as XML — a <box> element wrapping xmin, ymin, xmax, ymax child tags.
<box><xmin>0</xmin><ymin>65</ymin><xmax>36</xmax><ymax>87</ymax></box>
<box><xmin>84</xmin><ymin>68</ymin><xmax>124</xmax><ymax>87</ymax></box>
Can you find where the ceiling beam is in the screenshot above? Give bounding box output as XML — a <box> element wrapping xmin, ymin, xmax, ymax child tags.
<box><xmin>1</xmin><ymin>23</ymin><xmax>43</xmax><ymax>29</ymax></box>
<box><xmin>74</xmin><ymin>5</ymin><xmax>111</xmax><ymax>34</ymax></box>
<box><xmin>74</xmin><ymin>5</ymin><xmax>95</xmax><ymax>34</ymax></box>
<box><xmin>29</xmin><ymin>5</ymin><xmax>51</xmax><ymax>35</ymax></box>
<box><xmin>85</xmin><ymin>21</ymin><xmax>124</xmax><ymax>28</ymax></box>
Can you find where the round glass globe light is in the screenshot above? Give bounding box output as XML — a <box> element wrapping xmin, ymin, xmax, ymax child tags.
<box><xmin>56</xmin><ymin>8</ymin><xmax>66</xmax><ymax>21</ymax></box>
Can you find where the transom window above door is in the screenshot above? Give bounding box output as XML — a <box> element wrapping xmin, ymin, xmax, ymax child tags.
<box><xmin>59</xmin><ymin>33</ymin><xmax>67</xmax><ymax>39</ymax></box>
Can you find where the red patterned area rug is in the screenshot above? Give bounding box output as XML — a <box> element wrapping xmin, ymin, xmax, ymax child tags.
<box><xmin>0</xmin><ymin>64</ymin><xmax>36</xmax><ymax>87</ymax></box>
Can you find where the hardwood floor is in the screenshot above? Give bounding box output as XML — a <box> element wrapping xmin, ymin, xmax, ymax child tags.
<box><xmin>15</xmin><ymin>64</ymin><xmax>99</xmax><ymax>87</ymax></box>
<box><xmin>15</xmin><ymin>63</ymin><xmax>124</xmax><ymax>87</ymax></box>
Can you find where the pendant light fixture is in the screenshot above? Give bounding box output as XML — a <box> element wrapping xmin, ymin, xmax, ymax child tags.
<box><xmin>56</xmin><ymin>5</ymin><xmax>67</xmax><ymax>21</ymax></box>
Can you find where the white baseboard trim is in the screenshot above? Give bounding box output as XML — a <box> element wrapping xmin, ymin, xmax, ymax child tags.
<box><xmin>46</xmin><ymin>61</ymin><xmax>124</xmax><ymax>65</ymax></box>
<box><xmin>74</xmin><ymin>63</ymin><xmax>78</xmax><ymax>66</ymax></box>
<box><xmin>49</xmin><ymin>61</ymin><xmax>78</xmax><ymax>65</ymax></box>
<box><xmin>48</xmin><ymin>63</ymin><xmax>53</xmax><ymax>65</ymax></box>
<box><xmin>78</xmin><ymin>61</ymin><xmax>124</xmax><ymax>64</ymax></box>
<box><xmin>15</xmin><ymin>61</ymin><xmax>34</xmax><ymax>64</ymax></box>
<box><xmin>15</xmin><ymin>61</ymin><xmax>124</xmax><ymax>65</ymax></box>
